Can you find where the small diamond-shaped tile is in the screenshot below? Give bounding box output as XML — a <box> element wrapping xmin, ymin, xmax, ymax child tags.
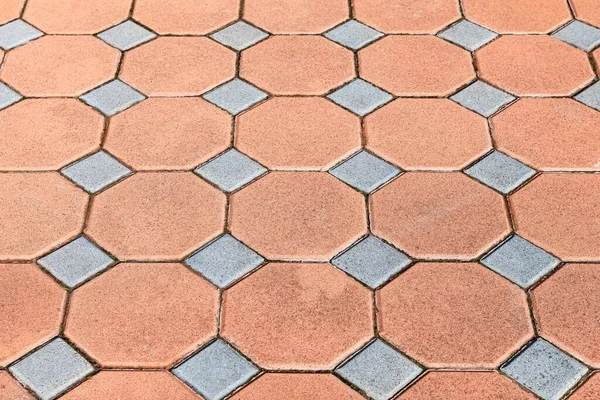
<box><xmin>38</xmin><ymin>237</ymin><xmax>114</xmax><ymax>287</ymax></box>
<box><xmin>451</xmin><ymin>80</ymin><xmax>515</xmax><ymax>117</ymax></box>
<box><xmin>465</xmin><ymin>151</ymin><xmax>536</xmax><ymax>194</ymax></box>
<box><xmin>332</xmin><ymin>235</ymin><xmax>411</xmax><ymax>288</ymax></box>
<box><xmin>438</xmin><ymin>19</ymin><xmax>498</xmax><ymax>51</ymax></box>
<box><xmin>203</xmin><ymin>79</ymin><xmax>267</xmax><ymax>115</ymax></box>
<box><xmin>97</xmin><ymin>20</ymin><xmax>156</xmax><ymax>51</ymax></box>
<box><xmin>324</xmin><ymin>20</ymin><xmax>383</xmax><ymax>50</ymax></box>
<box><xmin>210</xmin><ymin>21</ymin><xmax>268</xmax><ymax>51</ymax></box>
<box><xmin>173</xmin><ymin>339</ymin><xmax>259</xmax><ymax>400</ymax></box>
<box><xmin>0</xmin><ymin>20</ymin><xmax>43</xmax><ymax>50</ymax></box>
<box><xmin>501</xmin><ymin>338</ymin><xmax>588</xmax><ymax>400</ymax></box>
<box><xmin>553</xmin><ymin>20</ymin><xmax>600</xmax><ymax>51</ymax></box>
<box><xmin>327</xmin><ymin>79</ymin><xmax>393</xmax><ymax>116</ymax></box>
<box><xmin>575</xmin><ymin>81</ymin><xmax>600</xmax><ymax>111</ymax></box>
<box><xmin>194</xmin><ymin>149</ymin><xmax>267</xmax><ymax>193</ymax></box>
<box><xmin>9</xmin><ymin>338</ymin><xmax>94</xmax><ymax>400</ymax></box>
<box><xmin>80</xmin><ymin>80</ymin><xmax>145</xmax><ymax>116</ymax></box>
<box><xmin>330</xmin><ymin>150</ymin><xmax>400</xmax><ymax>193</ymax></box>
<box><xmin>482</xmin><ymin>235</ymin><xmax>560</xmax><ymax>288</ymax></box>
<box><xmin>336</xmin><ymin>339</ymin><xmax>423</xmax><ymax>400</ymax></box>
<box><xmin>61</xmin><ymin>151</ymin><xmax>132</xmax><ymax>193</ymax></box>
<box><xmin>185</xmin><ymin>234</ymin><xmax>264</xmax><ymax>288</ymax></box>
<box><xmin>0</xmin><ymin>82</ymin><xmax>22</xmax><ymax>110</ymax></box>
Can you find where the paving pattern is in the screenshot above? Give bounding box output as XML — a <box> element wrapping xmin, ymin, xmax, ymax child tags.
<box><xmin>0</xmin><ymin>0</ymin><xmax>599</xmax><ymax>399</ymax></box>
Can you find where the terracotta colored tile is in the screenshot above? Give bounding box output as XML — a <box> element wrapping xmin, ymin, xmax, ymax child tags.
<box><xmin>244</xmin><ymin>0</ymin><xmax>348</xmax><ymax>34</ymax></box>
<box><xmin>0</xmin><ymin>99</ymin><xmax>103</xmax><ymax>171</ymax></box>
<box><xmin>359</xmin><ymin>35</ymin><xmax>474</xmax><ymax>96</ymax></box>
<box><xmin>0</xmin><ymin>173</ymin><xmax>87</xmax><ymax>259</ymax></box>
<box><xmin>105</xmin><ymin>98</ymin><xmax>231</xmax><ymax>170</ymax></box>
<box><xmin>0</xmin><ymin>264</ymin><xmax>65</xmax><ymax>366</ymax></box>
<box><xmin>240</xmin><ymin>36</ymin><xmax>355</xmax><ymax>95</ymax></box>
<box><xmin>0</xmin><ymin>0</ymin><xmax>24</xmax><ymax>25</ymax></box>
<box><xmin>477</xmin><ymin>36</ymin><xmax>594</xmax><ymax>96</ymax></box>
<box><xmin>235</xmin><ymin>97</ymin><xmax>361</xmax><ymax>170</ymax></box>
<box><xmin>120</xmin><ymin>37</ymin><xmax>236</xmax><ymax>96</ymax></box>
<box><xmin>365</xmin><ymin>99</ymin><xmax>491</xmax><ymax>170</ymax></box>
<box><xmin>570</xmin><ymin>373</ymin><xmax>600</xmax><ymax>400</ymax></box>
<box><xmin>0</xmin><ymin>36</ymin><xmax>120</xmax><ymax>97</ymax></box>
<box><xmin>0</xmin><ymin>371</ymin><xmax>34</xmax><ymax>400</ymax></box>
<box><xmin>86</xmin><ymin>172</ymin><xmax>225</xmax><ymax>260</ymax></box>
<box><xmin>228</xmin><ymin>172</ymin><xmax>367</xmax><ymax>260</ymax></box>
<box><xmin>493</xmin><ymin>98</ymin><xmax>600</xmax><ymax>171</ymax></box>
<box><xmin>593</xmin><ymin>48</ymin><xmax>600</xmax><ymax>75</ymax></box>
<box><xmin>510</xmin><ymin>173</ymin><xmax>600</xmax><ymax>261</ymax></box>
<box><xmin>221</xmin><ymin>262</ymin><xmax>373</xmax><ymax>369</ymax></box>
<box><xmin>378</xmin><ymin>262</ymin><xmax>533</xmax><ymax>367</ymax></box>
<box><xmin>370</xmin><ymin>172</ymin><xmax>510</xmax><ymax>260</ymax></box>
<box><xmin>134</xmin><ymin>0</ymin><xmax>238</xmax><ymax>34</ymax></box>
<box><xmin>66</xmin><ymin>263</ymin><xmax>218</xmax><ymax>367</ymax></box>
<box><xmin>570</xmin><ymin>0</ymin><xmax>600</xmax><ymax>28</ymax></box>
<box><xmin>353</xmin><ymin>0</ymin><xmax>460</xmax><ymax>33</ymax></box>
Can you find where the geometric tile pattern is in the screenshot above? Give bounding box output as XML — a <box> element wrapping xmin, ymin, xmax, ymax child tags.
<box><xmin>97</xmin><ymin>20</ymin><xmax>157</xmax><ymax>51</ymax></box>
<box><xmin>451</xmin><ymin>80</ymin><xmax>515</xmax><ymax>117</ymax></box>
<box><xmin>438</xmin><ymin>19</ymin><xmax>498</xmax><ymax>51</ymax></box>
<box><xmin>0</xmin><ymin>20</ymin><xmax>43</xmax><ymax>50</ymax></box>
<box><xmin>0</xmin><ymin>81</ymin><xmax>22</xmax><ymax>110</ymax></box>
<box><xmin>575</xmin><ymin>81</ymin><xmax>600</xmax><ymax>111</ymax></box>
<box><xmin>324</xmin><ymin>20</ymin><xmax>383</xmax><ymax>50</ymax></box>
<box><xmin>553</xmin><ymin>20</ymin><xmax>600</xmax><ymax>51</ymax></box>
<box><xmin>329</xmin><ymin>150</ymin><xmax>400</xmax><ymax>193</ymax></box>
<box><xmin>61</xmin><ymin>151</ymin><xmax>132</xmax><ymax>193</ymax></box>
<box><xmin>327</xmin><ymin>79</ymin><xmax>393</xmax><ymax>116</ymax></box>
<box><xmin>203</xmin><ymin>78</ymin><xmax>268</xmax><ymax>115</ymax></box>
<box><xmin>210</xmin><ymin>21</ymin><xmax>268</xmax><ymax>51</ymax></box>
<box><xmin>464</xmin><ymin>150</ymin><xmax>536</xmax><ymax>193</ymax></box>
<box><xmin>194</xmin><ymin>149</ymin><xmax>267</xmax><ymax>192</ymax></box>
<box><xmin>79</xmin><ymin>80</ymin><xmax>145</xmax><ymax>116</ymax></box>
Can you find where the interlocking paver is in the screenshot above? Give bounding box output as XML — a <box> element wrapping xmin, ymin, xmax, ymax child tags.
<box><xmin>325</xmin><ymin>20</ymin><xmax>383</xmax><ymax>50</ymax></box>
<box><xmin>194</xmin><ymin>149</ymin><xmax>267</xmax><ymax>192</ymax></box>
<box><xmin>575</xmin><ymin>81</ymin><xmax>600</xmax><ymax>111</ymax></box>
<box><xmin>329</xmin><ymin>150</ymin><xmax>400</xmax><ymax>193</ymax></box>
<box><xmin>97</xmin><ymin>20</ymin><xmax>156</xmax><ymax>51</ymax></box>
<box><xmin>202</xmin><ymin>79</ymin><xmax>267</xmax><ymax>115</ymax></box>
<box><xmin>0</xmin><ymin>81</ymin><xmax>22</xmax><ymax>110</ymax></box>
<box><xmin>438</xmin><ymin>20</ymin><xmax>498</xmax><ymax>51</ymax></box>
<box><xmin>210</xmin><ymin>21</ymin><xmax>268</xmax><ymax>51</ymax></box>
<box><xmin>327</xmin><ymin>79</ymin><xmax>393</xmax><ymax>116</ymax></box>
<box><xmin>553</xmin><ymin>20</ymin><xmax>600</xmax><ymax>51</ymax></box>
<box><xmin>61</xmin><ymin>151</ymin><xmax>132</xmax><ymax>193</ymax></box>
<box><xmin>0</xmin><ymin>19</ymin><xmax>43</xmax><ymax>50</ymax></box>
<box><xmin>80</xmin><ymin>80</ymin><xmax>145</xmax><ymax>116</ymax></box>
<box><xmin>464</xmin><ymin>150</ymin><xmax>536</xmax><ymax>194</ymax></box>
<box><xmin>450</xmin><ymin>80</ymin><xmax>515</xmax><ymax>117</ymax></box>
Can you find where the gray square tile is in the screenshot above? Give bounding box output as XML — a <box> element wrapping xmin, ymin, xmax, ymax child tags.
<box><xmin>451</xmin><ymin>80</ymin><xmax>515</xmax><ymax>117</ymax></box>
<box><xmin>332</xmin><ymin>235</ymin><xmax>411</xmax><ymax>288</ymax></box>
<box><xmin>211</xmin><ymin>21</ymin><xmax>268</xmax><ymax>51</ymax></box>
<box><xmin>185</xmin><ymin>234</ymin><xmax>264</xmax><ymax>288</ymax></box>
<box><xmin>9</xmin><ymin>338</ymin><xmax>94</xmax><ymax>400</ymax></box>
<box><xmin>80</xmin><ymin>80</ymin><xmax>145</xmax><ymax>116</ymax></box>
<box><xmin>336</xmin><ymin>339</ymin><xmax>423</xmax><ymax>400</ymax></box>
<box><xmin>0</xmin><ymin>82</ymin><xmax>22</xmax><ymax>110</ymax></box>
<box><xmin>61</xmin><ymin>151</ymin><xmax>132</xmax><ymax>193</ymax></box>
<box><xmin>97</xmin><ymin>20</ymin><xmax>156</xmax><ymax>51</ymax></box>
<box><xmin>194</xmin><ymin>149</ymin><xmax>267</xmax><ymax>193</ymax></box>
<box><xmin>173</xmin><ymin>339</ymin><xmax>259</xmax><ymax>400</ymax></box>
<box><xmin>0</xmin><ymin>19</ymin><xmax>43</xmax><ymax>50</ymax></box>
<box><xmin>438</xmin><ymin>19</ymin><xmax>498</xmax><ymax>51</ymax></box>
<box><xmin>553</xmin><ymin>20</ymin><xmax>600</xmax><ymax>51</ymax></box>
<box><xmin>575</xmin><ymin>81</ymin><xmax>600</xmax><ymax>111</ymax></box>
<box><xmin>203</xmin><ymin>79</ymin><xmax>267</xmax><ymax>115</ymax></box>
<box><xmin>330</xmin><ymin>150</ymin><xmax>400</xmax><ymax>193</ymax></box>
<box><xmin>501</xmin><ymin>338</ymin><xmax>588</xmax><ymax>400</ymax></box>
<box><xmin>38</xmin><ymin>237</ymin><xmax>115</xmax><ymax>288</ymax></box>
<box><xmin>465</xmin><ymin>151</ymin><xmax>536</xmax><ymax>194</ymax></box>
<box><xmin>325</xmin><ymin>20</ymin><xmax>383</xmax><ymax>50</ymax></box>
<box><xmin>327</xmin><ymin>79</ymin><xmax>393</xmax><ymax>116</ymax></box>
<box><xmin>482</xmin><ymin>235</ymin><xmax>560</xmax><ymax>288</ymax></box>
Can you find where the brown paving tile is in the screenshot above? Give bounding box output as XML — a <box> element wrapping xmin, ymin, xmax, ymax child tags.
<box><xmin>0</xmin><ymin>0</ymin><xmax>24</xmax><ymax>25</ymax></box>
<box><xmin>0</xmin><ymin>264</ymin><xmax>65</xmax><ymax>367</ymax></box>
<box><xmin>240</xmin><ymin>36</ymin><xmax>354</xmax><ymax>95</ymax></box>
<box><xmin>0</xmin><ymin>371</ymin><xmax>34</xmax><ymax>400</ymax></box>
<box><xmin>493</xmin><ymin>98</ymin><xmax>600</xmax><ymax>171</ymax></box>
<box><xmin>0</xmin><ymin>99</ymin><xmax>103</xmax><ymax>171</ymax></box>
<box><xmin>221</xmin><ymin>262</ymin><xmax>373</xmax><ymax>369</ymax></box>
<box><xmin>510</xmin><ymin>173</ymin><xmax>600</xmax><ymax>261</ymax></box>
<box><xmin>228</xmin><ymin>172</ymin><xmax>367</xmax><ymax>260</ymax></box>
<box><xmin>0</xmin><ymin>36</ymin><xmax>120</xmax><ymax>97</ymax></box>
<box><xmin>66</xmin><ymin>262</ymin><xmax>218</xmax><ymax>367</ymax></box>
<box><xmin>365</xmin><ymin>99</ymin><xmax>491</xmax><ymax>171</ymax></box>
<box><xmin>235</xmin><ymin>97</ymin><xmax>361</xmax><ymax>170</ymax></box>
<box><xmin>105</xmin><ymin>98</ymin><xmax>231</xmax><ymax>170</ymax></box>
<box><xmin>0</xmin><ymin>173</ymin><xmax>87</xmax><ymax>260</ymax></box>
<box><xmin>476</xmin><ymin>36</ymin><xmax>594</xmax><ymax>96</ymax></box>
<box><xmin>86</xmin><ymin>172</ymin><xmax>225</xmax><ymax>260</ymax></box>
<box><xmin>570</xmin><ymin>373</ymin><xmax>600</xmax><ymax>400</ymax></box>
<box><xmin>571</xmin><ymin>0</ymin><xmax>600</xmax><ymax>28</ymax></box>
<box><xmin>378</xmin><ymin>262</ymin><xmax>533</xmax><ymax>368</ymax></box>
<box><xmin>120</xmin><ymin>37</ymin><xmax>236</xmax><ymax>96</ymax></box>
<box><xmin>359</xmin><ymin>35</ymin><xmax>474</xmax><ymax>96</ymax></box>
<box><xmin>370</xmin><ymin>172</ymin><xmax>510</xmax><ymax>260</ymax></box>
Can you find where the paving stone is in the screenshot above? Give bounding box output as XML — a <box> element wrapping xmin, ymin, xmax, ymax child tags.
<box><xmin>97</xmin><ymin>20</ymin><xmax>156</xmax><ymax>51</ymax></box>
<box><xmin>210</xmin><ymin>21</ymin><xmax>268</xmax><ymax>51</ymax></box>
<box><xmin>203</xmin><ymin>79</ymin><xmax>267</xmax><ymax>115</ymax></box>
<box><xmin>575</xmin><ymin>81</ymin><xmax>600</xmax><ymax>111</ymax></box>
<box><xmin>464</xmin><ymin>150</ymin><xmax>536</xmax><ymax>194</ymax></box>
<box><xmin>194</xmin><ymin>149</ymin><xmax>267</xmax><ymax>193</ymax></box>
<box><xmin>0</xmin><ymin>19</ymin><xmax>43</xmax><ymax>50</ymax></box>
<box><xmin>330</xmin><ymin>150</ymin><xmax>400</xmax><ymax>193</ymax></box>
<box><xmin>553</xmin><ymin>20</ymin><xmax>600</xmax><ymax>51</ymax></box>
<box><xmin>324</xmin><ymin>20</ymin><xmax>383</xmax><ymax>50</ymax></box>
<box><xmin>0</xmin><ymin>81</ymin><xmax>22</xmax><ymax>110</ymax></box>
<box><xmin>79</xmin><ymin>80</ymin><xmax>145</xmax><ymax>116</ymax></box>
<box><xmin>438</xmin><ymin>19</ymin><xmax>498</xmax><ymax>51</ymax></box>
<box><xmin>61</xmin><ymin>151</ymin><xmax>132</xmax><ymax>193</ymax></box>
<box><xmin>327</xmin><ymin>79</ymin><xmax>393</xmax><ymax>116</ymax></box>
<box><xmin>451</xmin><ymin>80</ymin><xmax>515</xmax><ymax>117</ymax></box>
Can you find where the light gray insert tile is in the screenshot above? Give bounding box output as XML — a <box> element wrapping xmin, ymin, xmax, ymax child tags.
<box><xmin>211</xmin><ymin>21</ymin><xmax>268</xmax><ymax>51</ymax></box>
<box><xmin>325</xmin><ymin>20</ymin><xmax>383</xmax><ymax>50</ymax></box>
<box><xmin>575</xmin><ymin>81</ymin><xmax>600</xmax><ymax>111</ymax></box>
<box><xmin>61</xmin><ymin>151</ymin><xmax>132</xmax><ymax>193</ymax></box>
<box><xmin>97</xmin><ymin>20</ymin><xmax>156</xmax><ymax>51</ymax></box>
<box><xmin>330</xmin><ymin>150</ymin><xmax>400</xmax><ymax>193</ymax></box>
<box><xmin>0</xmin><ymin>82</ymin><xmax>22</xmax><ymax>110</ymax></box>
<box><xmin>194</xmin><ymin>149</ymin><xmax>267</xmax><ymax>193</ymax></box>
<box><xmin>553</xmin><ymin>20</ymin><xmax>600</xmax><ymax>51</ymax></box>
<box><xmin>0</xmin><ymin>19</ymin><xmax>43</xmax><ymax>50</ymax></box>
<box><xmin>203</xmin><ymin>79</ymin><xmax>267</xmax><ymax>115</ymax></box>
<box><xmin>327</xmin><ymin>79</ymin><xmax>393</xmax><ymax>116</ymax></box>
<box><xmin>451</xmin><ymin>80</ymin><xmax>515</xmax><ymax>117</ymax></box>
<box><xmin>464</xmin><ymin>150</ymin><xmax>536</xmax><ymax>194</ymax></box>
<box><xmin>438</xmin><ymin>19</ymin><xmax>498</xmax><ymax>51</ymax></box>
<box><xmin>80</xmin><ymin>80</ymin><xmax>145</xmax><ymax>116</ymax></box>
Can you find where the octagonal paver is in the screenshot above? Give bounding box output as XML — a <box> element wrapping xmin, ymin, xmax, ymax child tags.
<box><xmin>0</xmin><ymin>36</ymin><xmax>120</xmax><ymax>97</ymax></box>
<box><xmin>477</xmin><ymin>36</ymin><xmax>594</xmax><ymax>96</ymax></box>
<box><xmin>359</xmin><ymin>35</ymin><xmax>474</xmax><ymax>96</ymax></box>
<box><xmin>66</xmin><ymin>263</ymin><xmax>218</xmax><ymax>367</ymax></box>
<box><xmin>370</xmin><ymin>172</ymin><xmax>510</xmax><ymax>260</ymax></box>
<box><xmin>0</xmin><ymin>0</ymin><xmax>24</xmax><ymax>25</ymax></box>
<box><xmin>236</xmin><ymin>97</ymin><xmax>361</xmax><ymax>170</ymax></box>
<box><xmin>221</xmin><ymin>262</ymin><xmax>373</xmax><ymax>369</ymax></box>
<box><xmin>572</xmin><ymin>0</ymin><xmax>600</xmax><ymax>28</ymax></box>
<box><xmin>240</xmin><ymin>36</ymin><xmax>355</xmax><ymax>95</ymax></box>
<box><xmin>86</xmin><ymin>172</ymin><xmax>226</xmax><ymax>260</ymax></box>
<box><xmin>510</xmin><ymin>173</ymin><xmax>600</xmax><ymax>261</ymax></box>
<box><xmin>229</xmin><ymin>172</ymin><xmax>367</xmax><ymax>260</ymax></box>
<box><xmin>120</xmin><ymin>37</ymin><xmax>236</xmax><ymax>96</ymax></box>
<box><xmin>105</xmin><ymin>98</ymin><xmax>231</xmax><ymax>170</ymax></box>
<box><xmin>378</xmin><ymin>262</ymin><xmax>533</xmax><ymax>367</ymax></box>
<box><xmin>0</xmin><ymin>371</ymin><xmax>34</xmax><ymax>399</ymax></box>
<box><xmin>0</xmin><ymin>264</ymin><xmax>65</xmax><ymax>366</ymax></box>
<box><xmin>570</xmin><ymin>374</ymin><xmax>600</xmax><ymax>400</ymax></box>
<box><xmin>365</xmin><ymin>98</ymin><xmax>491</xmax><ymax>170</ymax></box>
